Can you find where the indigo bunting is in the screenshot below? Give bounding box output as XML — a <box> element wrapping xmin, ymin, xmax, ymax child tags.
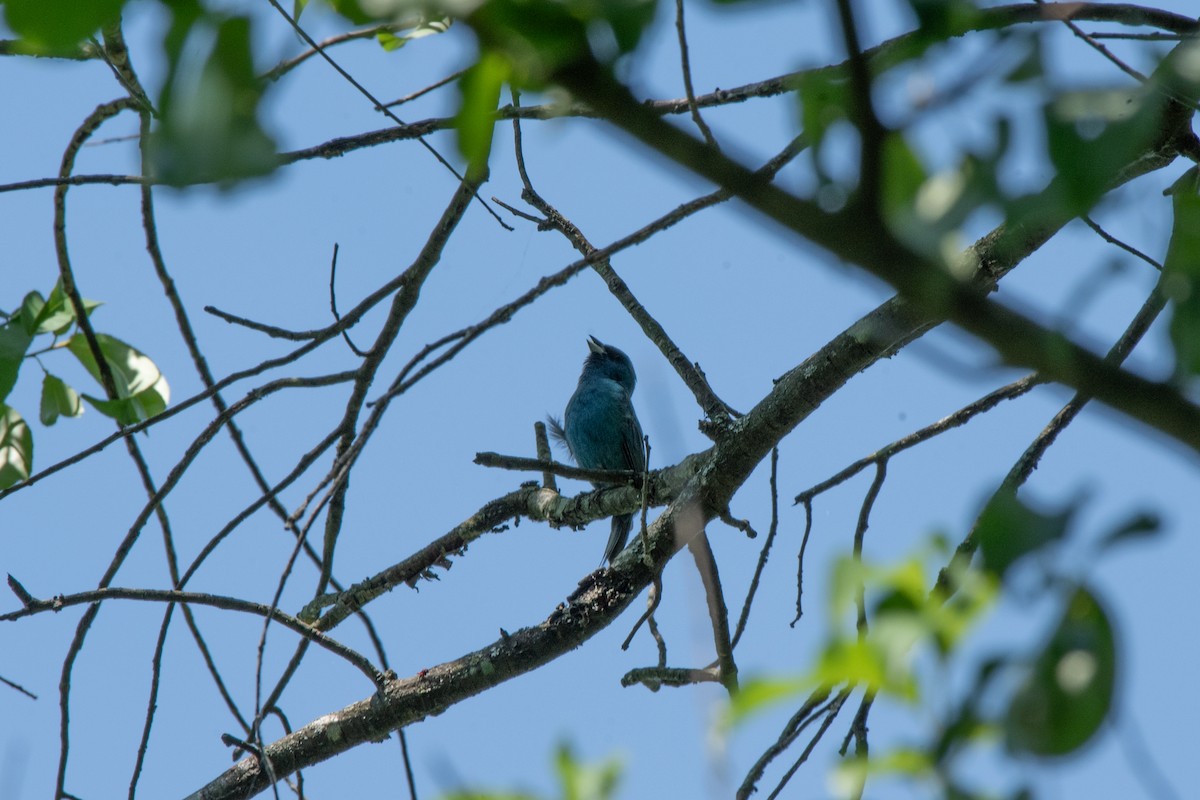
<box><xmin>549</xmin><ymin>336</ymin><xmax>646</xmax><ymax>563</ymax></box>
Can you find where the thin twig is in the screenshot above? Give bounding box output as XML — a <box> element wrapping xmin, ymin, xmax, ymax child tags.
<box><xmin>261</xmin><ymin>24</ymin><xmax>410</xmax><ymax>82</ymax></box>
<box><xmin>852</xmin><ymin>463</ymin><xmax>887</xmax><ymax>636</ymax></box>
<box><xmin>261</xmin><ymin>0</ymin><xmax>511</xmax><ymax>230</ymax></box>
<box><xmin>935</xmin><ymin>275</ymin><xmax>1170</xmax><ymax>595</ymax></box>
<box><xmin>1082</xmin><ymin>215</ymin><xmax>1164</xmax><ymax>270</ymax></box>
<box><xmin>732</xmin><ymin>447</ymin><xmax>779</xmax><ymax>649</ymax></box>
<box><xmin>736</xmin><ymin>686</ymin><xmax>841</xmax><ymax>800</ymax></box>
<box><xmin>474</xmin><ymin>451</ymin><xmax>639</xmax><ymax>485</ymax></box>
<box><xmin>620</xmin><ymin>666</ymin><xmax>718</xmax><ymax>689</ymax></box>
<box><xmin>791</xmin><ymin>499</ymin><xmax>813</xmax><ymax>626</ymax></box>
<box><xmin>328</xmin><ymin>243</ymin><xmax>369</xmax><ymax>356</ymax></box>
<box><xmin>766</xmin><ymin>691</ymin><xmax>852</xmax><ymax>800</ymax></box>
<box><xmin>3</xmin><ymin>585</ymin><xmax>386</xmax><ymax>686</ymax></box>
<box><xmin>1035</xmin><ymin>0</ymin><xmax>1149</xmax><ymax>83</ymax></box>
<box><xmin>796</xmin><ymin>375</ymin><xmax>1042</xmax><ymax>504</ymax></box>
<box><xmin>622</xmin><ymin>574</ymin><xmax>664</xmax><ymax>651</ymax></box>
<box><xmin>674</xmin><ymin>0</ymin><xmax>718</xmax><ymax>148</ymax></box>
<box><xmin>382</xmin><ymin>68</ymin><xmax>468</xmax><ymax>108</ymax></box>
<box><xmin>0</xmin><ymin>673</ymin><xmax>37</xmax><ymax>700</ymax></box>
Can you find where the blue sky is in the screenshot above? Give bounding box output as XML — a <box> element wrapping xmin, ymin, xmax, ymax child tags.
<box><xmin>1</xmin><ymin>1</ymin><xmax>1196</xmax><ymax>798</ymax></box>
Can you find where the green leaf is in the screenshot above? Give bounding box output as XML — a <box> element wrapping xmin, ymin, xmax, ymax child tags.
<box><xmin>467</xmin><ymin>0</ymin><xmax>595</xmax><ymax>87</ymax></box>
<box><xmin>723</xmin><ymin>675</ymin><xmax>808</xmax><ymax>728</ymax></box>
<box><xmin>65</xmin><ymin>333</ymin><xmax>169</xmax><ymax>424</ymax></box>
<box><xmin>324</xmin><ymin>0</ymin><xmax>374</xmax><ymax>26</ymax></box>
<box><xmin>554</xmin><ymin>741</ymin><xmax>622</xmax><ymax>800</ymax></box>
<box><xmin>903</xmin><ymin>0</ymin><xmax>983</xmax><ymax>39</ymax></box>
<box><xmin>19</xmin><ymin>291</ymin><xmax>45</xmax><ymax>336</ymax></box>
<box><xmin>376</xmin><ymin>17</ymin><xmax>451</xmax><ymax>52</ymax></box>
<box><xmin>0</xmin><ymin>403</ymin><xmax>32</xmax><ymax>490</ymax></box>
<box><xmin>796</xmin><ymin>70</ymin><xmax>849</xmax><ymax>179</ymax></box>
<box><xmin>149</xmin><ymin>13</ymin><xmax>278</xmax><ymax>187</ymax></box>
<box><xmin>376</xmin><ymin>30</ymin><xmax>408</xmax><ymax>52</ymax></box>
<box><xmin>35</xmin><ymin>282</ymin><xmax>75</xmax><ymax>334</ymax></box>
<box><xmin>1163</xmin><ymin>167</ymin><xmax>1200</xmax><ymax>377</ymax></box>
<box><xmin>1005</xmin><ymin>33</ymin><xmax>1044</xmax><ymax>84</ymax></box>
<box><xmin>1044</xmin><ymin>89</ymin><xmax>1162</xmax><ymax>215</ymax></box>
<box><xmin>976</xmin><ymin>492</ymin><xmax>1074</xmax><ymax>580</ymax></box>
<box><xmin>2</xmin><ymin>0</ymin><xmax>124</xmax><ymax>52</ymax></box>
<box><xmin>586</xmin><ymin>0</ymin><xmax>657</xmax><ymax>56</ymax></box>
<box><xmin>808</xmin><ymin>636</ymin><xmax>917</xmax><ymax>700</ymax></box>
<box><xmin>79</xmin><ymin>388</ymin><xmax>168</xmax><ymax>427</ymax></box>
<box><xmin>40</xmin><ymin>373</ymin><xmax>83</xmax><ymax>426</ymax></box>
<box><xmin>455</xmin><ymin>51</ymin><xmax>511</xmax><ymax>179</ymax></box>
<box><xmin>28</xmin><ymin>281</ymin><xmax>102</xmax><ymax>335</ymax></box>
<box><xmin>0</xmin><ymin>319</ymin><xmax>34</xmax><ymax>402</ymax></box>
<box><xmin>1006</xmin><ymin>586</ymin><xmax>1116</xmax><ymax>757</ymax></box>
<box><xmin>881</xmin><ymin>133</ymin><xmax>928</xmax><ymax>227</ymax></box>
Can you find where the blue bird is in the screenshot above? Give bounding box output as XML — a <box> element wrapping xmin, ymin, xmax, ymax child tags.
<box><xmin>549</xmin><ymin>336</ymin><xmax>646</xmax><ymax>564</ymax></box>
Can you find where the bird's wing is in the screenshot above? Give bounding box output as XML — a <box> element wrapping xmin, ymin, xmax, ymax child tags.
<box><xmin>620</xmin><ymin>402</ymin><xmax>646</xmax><ymax>472</ymax></box>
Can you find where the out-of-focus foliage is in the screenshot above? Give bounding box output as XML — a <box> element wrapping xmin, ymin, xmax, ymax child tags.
<box><xmin>437</xmin><ymin>743</ymin><xmax>622</xmax><ymax>800</ymax></box>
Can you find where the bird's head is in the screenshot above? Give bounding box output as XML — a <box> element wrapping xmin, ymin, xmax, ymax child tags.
<box><xmin>583</xmin><ymin>335</ymin><xmax>637</xmax><ymax>393</ymax></box>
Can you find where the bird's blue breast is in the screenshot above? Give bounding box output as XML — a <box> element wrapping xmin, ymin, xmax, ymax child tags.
<box><xmin>564</xmin><ymin>377</ymin><xmax>643</xmax><ymax>474</ymax></box>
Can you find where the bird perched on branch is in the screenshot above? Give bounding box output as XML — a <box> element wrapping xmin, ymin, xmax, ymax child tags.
<box><xmin>549</xmin><ymin>336</ymin><xmax>646</xmax><ymax>564</ymax></box>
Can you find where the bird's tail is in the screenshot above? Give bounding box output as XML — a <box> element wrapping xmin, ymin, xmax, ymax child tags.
<box><xmin>604</xmin><ymin>513</ymin><xmax>634</xmax><ymax>564</ymax></box>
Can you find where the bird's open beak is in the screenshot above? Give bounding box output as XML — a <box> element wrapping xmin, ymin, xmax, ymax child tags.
<box><xmin>586</xmin><ymin>335</ymin><xmax>605</xmax><ymax>354</ymax></box>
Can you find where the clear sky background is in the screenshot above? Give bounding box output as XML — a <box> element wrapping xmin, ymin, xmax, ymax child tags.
<box><xmin>1</xmin><ymin>1</ymin><xmax>1196</xmax><ymax>799</ymax></box>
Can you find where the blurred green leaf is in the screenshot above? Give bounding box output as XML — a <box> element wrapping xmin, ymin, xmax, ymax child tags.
<box><xmin>1006</xmin><ymin>586</ymin><xmax>1115</xmax><ymax>757</ymax></box>
<box><xmin>375</xmin><ymin>17</ymin><xmax>451</xmax><ymax>51</ymax></box>
<box><xmin>0</xmin><ymin>403</ymin><xmax>32</xmax><ymax>489</ymax></box>
<box><xmin>149</xmin><ymin>13</ymin><xmax>278</xmax><ymax>187</ymax></box>
<box><xmin>830</xmin><ymin>747</ymin><xmax>934</xmax><ymax>799</ymax></box>
<box><xmin>65</xmin><ymin>333</ymin><xmax>169</xmax><ymax>424</ymax></box>
<box><xmin>796</xmin><ymin>70</ymin><xmax>849</xmax><ymax>181</ymax></box>
<box><xmin>809</xmin><ymin>636</ymin><xmax>917</xmax><ymax>700</ymax></box>
<box><xmin>1163</xmin><ymin>166</ymin><xmax>1200</xmax><ymax>377</ymax></box>
<box><xmin>455</xmin><ymin>50</ymin><xmax>510</xmax><ymax>178</ymax></box>
<box><xmin>977</xmin><ymin>492</ymin><xmax>1074</xmax><ymax>580</ymax></box>
<box><xmin>467</xmin><ymin>0</ymin><xmax>592</xmax><ymax>86</ymax></box>
<box><xmin>0</xmin><ymin>319</ymin><xmax>33</xmax><ymax>402</ymax></box>
<box><xmin>883</xmin><ymin>130</ymin><xmax>1006</xmax><ymax>264</ymax></box>
<box><xmin>554</xmin><ymin>741</ymin><xmax>622</xmax><ymax>800</ymax></box>
<box><xmin>434</xmin><ymin>742</ymin><xmax>620</xmax><ymax>800</ymax></box>
<box><xmin>882</xmin><ymin>133</ymin><xmax>928</xmax><ymax>225</ymax></box>
<box><xmin>376</xmin><ymin>30</ymin><xmax>407</xmax><ymax>52</ymax></box>
<box><xmin>1005</xmin><ymin>33</ymin><xmax>1044</xmax><ymax>84</ymax></box>
<box><xmin>583</xmin><ymin>0</ymin><xmax>657</xmax><ymax>55</ymax></box>
<box><xmin>903</xmin><ymin>0</ymin><xmax>982</xmax><ymax>39</ymax></box>
<box><xmin>723</xmin><ymin>675</ymin><xmax>808</xmax><ymax>728</ymax></box>
<box><xmin>829</xmin><ymin>555</ymin><xmax>869</xmax><ymax>621</ymax></box>
<box><xmin>1044</xmin><ymin>88</ymin><xmax>1162</xmax><ymax>215</ymax></box>
<box><xmin>470</xmin><ymin>0</ymin><xmax>654</xmax><ymax>61</ymax></box>
<box><xmin>1096</xmin><ymin>510</ymin><xmax>1160</xmax><ymax>552</ymax></box>
<box><xmin>2</xmin><ymin>0</ymin><xmax>124</xmax><ymax>52</ymax></box>
<box><xmin>324</xmin><ymin>0</ymin><xmax>374</xmax><ymax>26</ymax></box>
<box><xmin>40</xmin><ymin>373</ymin><xmax>83</xmax><ymax>426</ymax></box>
